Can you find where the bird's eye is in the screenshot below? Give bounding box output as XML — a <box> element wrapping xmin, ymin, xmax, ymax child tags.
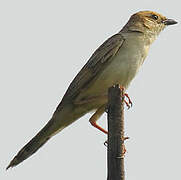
<box><xmin>151</xmin><ymin>14</ymin><xmax>158</xmax><ymax>20</ymax></box>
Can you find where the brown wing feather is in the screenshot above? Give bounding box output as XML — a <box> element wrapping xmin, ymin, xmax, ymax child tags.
<box><xmin>56</xmin><ymin>33</ymin><xmax>125</xmax><ymax>111</ymax></box>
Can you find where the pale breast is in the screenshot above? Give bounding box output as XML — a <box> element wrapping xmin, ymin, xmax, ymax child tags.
<box><xmin>77</xmin><ymin>33</ymin><xmax>149</xmax><ymax>100</ymax></box>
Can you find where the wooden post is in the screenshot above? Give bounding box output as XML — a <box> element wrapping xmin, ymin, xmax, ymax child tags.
<box><xmin>107</xmin><ymin>84</ymin><xmax>125</xmax><ymax>180</ymax></box>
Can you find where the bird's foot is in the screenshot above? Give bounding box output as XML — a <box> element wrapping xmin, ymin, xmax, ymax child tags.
<box><xmin>104</xmin><ymin>136</ymin><xmax>129</xmax><ymax>155</ymax></box>
<box><xmin>104</xmin><ymin>137</ymin><xmax>129</xmax><ymax>156</ymax></box>
<box><xmin>124</xmin><ymin>93</ymin><xmax>133</xmax><ymax>109</ymax></box>
<box><xmin>118</xmin><ymin>87</ymin><xmax>133</xmax><ymax>109</ymax></box>
<box><xmin>104</xmin><ymin>136</ymin><xmax>129</xmax><ymax>146</ymax></box>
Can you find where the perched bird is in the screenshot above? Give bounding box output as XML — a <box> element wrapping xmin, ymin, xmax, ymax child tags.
<box><xmin>7</xmin><ymin>11</ymin><xmax>177</xmax><ymax>169</ymax></box>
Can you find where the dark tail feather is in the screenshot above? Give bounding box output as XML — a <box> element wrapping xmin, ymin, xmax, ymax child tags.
<box><xmin>6</xmin><ymin>136</ymin><xmax>50</xmax><ymax>170</ymax></box>
<box><xmin>6</xmin><ymin>103</ymin><xmax>77</xmax><ymax>170</ymax></box>
<box><xmin>6</xmin><ymin>118</ymin><xmax>59</xmax><ymax>170</ymax></box>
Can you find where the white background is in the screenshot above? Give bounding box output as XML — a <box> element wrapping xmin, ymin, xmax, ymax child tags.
<box><xmin>1</xmin><ymin>0</ymin><xmax>180</xmax><ymax>179</ymax></box>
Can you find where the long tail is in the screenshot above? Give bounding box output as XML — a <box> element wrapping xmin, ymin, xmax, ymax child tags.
<box><xmin>6</xmin><ymin>104</ymin><xmax>75</xmax><ymax>170</ymax></box>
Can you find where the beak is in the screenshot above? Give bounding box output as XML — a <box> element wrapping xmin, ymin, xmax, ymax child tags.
<box><xmin>163</xmin><ymin>19</ymin><xmax>178</xmax><ymax>26</ymax></box>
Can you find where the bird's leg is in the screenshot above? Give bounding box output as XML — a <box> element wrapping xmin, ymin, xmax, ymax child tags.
<box><xmin>89</xmin><ymin>105</ymin><xmax>107</xmax><ymax>134</ymax></box>
<box><xmin>90</xmin><ymin>103</ymin><xmax>129</xmax><ymax>155</ymax></box>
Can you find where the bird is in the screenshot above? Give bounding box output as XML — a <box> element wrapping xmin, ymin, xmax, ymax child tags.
<box><xmin>6</xmin><ymin>11</ymin><xmax>177</xmax><ymax>169</ymax></box>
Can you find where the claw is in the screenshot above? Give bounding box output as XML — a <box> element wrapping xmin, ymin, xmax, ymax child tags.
<box><xmin>104</xmin><ymin>140</ymin><xmax>108</xmax><ymax>147</ymax></box>
<box><xmin>104</xmin><ymin>136</ymin><xmax>129</xmax><ymax>147</ymax></box>
<box><xmin>122</xmin><ymin>93</ymin><xmax>133</xmax><ymax>109</ymax></box>
<box><xmin>118</xmin><ymin>87</ymin><xmax>133</xmax><ymax>109</ymax></box>
<box><xmin>124</xmin><ymin>93</ymin><xmax>133</xmax><ymax>107</ymax></box>
<box><xmin>124</xmin><ymin>100</ymin><xmax>131</xmax><ymax>109</ymax></box>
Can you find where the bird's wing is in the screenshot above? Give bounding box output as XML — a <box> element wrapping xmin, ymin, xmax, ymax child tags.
<box><xmin>56</xmin><ymin>33</ymin><xmax>125</xmax><ymax>110</ymax></box>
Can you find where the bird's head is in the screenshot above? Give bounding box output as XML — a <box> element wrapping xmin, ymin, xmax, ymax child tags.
<box><xmin>122</xmin><ymin>11</ymin><xmax>177</xmax><ymax>42</ymax></box>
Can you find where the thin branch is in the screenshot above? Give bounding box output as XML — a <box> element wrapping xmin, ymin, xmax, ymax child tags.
<box><xmin>107</xmin><ymin>84</ymin><xmax>125</xmax><ymax>180</ymax></box>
